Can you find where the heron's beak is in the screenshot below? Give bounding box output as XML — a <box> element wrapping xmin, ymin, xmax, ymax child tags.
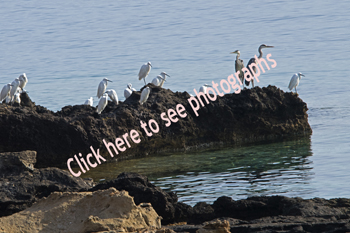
<box><xmin>108</xmin><ymin>80</ymin><xmax>113</xmax><ymax>82</ymax></box>
<box><xmin>166</xmin><ymin>74</ymin><xmax>170</xmax><ymax>77</ymax></box>
<box><xmin>301</xmin><ymin>74</ymin><xmax>305</xmax><ymax>77</ymax></box>
<box><xmin>266</xmin><ymin>45</ymin><xmax>274</xmax><ymax>48</ymax></box>
<box><xmin>230</xmin><ymin>51</ymin><xmax>237</xmax><ymax>54</ymax></box>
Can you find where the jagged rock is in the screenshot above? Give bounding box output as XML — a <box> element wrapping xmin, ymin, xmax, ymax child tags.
<box><xmin>89</xmin><ymin>172</ymin><xmax>187</xmax><ymax>224</ymax></box>
<box><xmin>0</xmin><ymin>150</ymin><xmax>91</xmax><ymax>217</ymax></box>
<box><xmin>196</xmin><ymin>219</ymin><xmax>230</xmax><ymax>233</ymax></box>
<box><xmin>0</xmin><ymin>188</ymin><xmax>161</xmax><ymax>233</ymax></box>
<box><xmin>0</xmin><ymin>85</ymin><xmax>312</xmax><ymax>168</ymax></box>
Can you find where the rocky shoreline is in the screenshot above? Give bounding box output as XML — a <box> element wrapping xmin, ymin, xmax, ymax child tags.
<box><xmin>0</xmin><ymin>84</ymin><xmax>311</xmax><ymax>169</ymax></box>
<box><xmin>1</xmin><ymin>151</ymin><xmax>350</xmax><ymax>233</ymax></box>
<box><xmin>0</xmin><ymin>85</ymin><xmax>327</xmax><ymax>232</ymax></box>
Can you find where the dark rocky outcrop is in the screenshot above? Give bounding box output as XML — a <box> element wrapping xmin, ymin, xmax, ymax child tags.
<box><xmin>0</xmin><ymin>85</ymin><xmax>312</xmax><ymax>168</ymax></box>
<box><xmin>0</xmin><ymin>151</ymin><xmax>91</xmax><ymax>217</ymax></box>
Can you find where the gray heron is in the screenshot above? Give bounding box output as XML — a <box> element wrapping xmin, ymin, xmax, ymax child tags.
<box><xmin>230</xmin><ymin>50</ymin><xmax>245</xmax><ymax>86</ymax></box>
<box><xmin>245</xmin><ymin>44</ymin><xmax>274</xmax><ymax>87</ymax></box>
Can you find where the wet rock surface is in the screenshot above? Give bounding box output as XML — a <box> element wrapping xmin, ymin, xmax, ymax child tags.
<box><xmin>0</xmin><ymin>85</ymin><xmax>311</xmax><ymax>168</ymax></box>
<box><xmin>0</xmin><ymin>151</ymin><xmax>91</xmax><ymax>217</ymax></box>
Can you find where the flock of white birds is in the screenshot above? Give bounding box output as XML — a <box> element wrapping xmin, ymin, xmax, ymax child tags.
<box><xmin>0</xmin><ymin>61</ymin><xmax>304</xmax><ymax>115</ymax></box>
<box><xmin>89</xmin><ymin>61</ymin><xmax>172</xmax><ymax>114</ymax></box>
<box><xmin>0</xmin><ymin>73</ymin><xmax>28</xmax><ymax>105</ymax></box>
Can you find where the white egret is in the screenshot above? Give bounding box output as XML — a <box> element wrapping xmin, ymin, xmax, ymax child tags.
<box><xmin>0</xmin><ymin>83</ymin><xmax>12</xmax><ymax>102</ymax></box>
<box><xmin>96</xmin><ymin>93</ymin><xmax>108</xmax><ymax>114</ymax></box>
<box><xmin>105</xmin><ymin>89</ymin><xmax>118</xmax><ymax>104</ymax></box>
<box><xmin>84</xmin><ymin>97</ymin><xmax>93</xmax><ymax>106</ymax></box>
<box><xmin>14</xmin><ymin>93</ymin><xmax>21</xmax><ymax>105</ymax></box>
<box><xmin>199</xmin><ymin>84</ymin><xmax>212</xmax><ymax>94</ymax></box>
<box><xmin>124</xmin><ymin>83</ymin><xmax>133</xmax><ymax>99</ymax></box>
<box><xmin>245</xmin><ymin>44</ymin><xmax>274</xmax><ymax>87</ymax></box>
<box><xmin>151</xmin><ymin>75</ymin><xmax>164</xmax><ymax>86</ymax></box>
<box><xmin>159</xmin><ymin>72</ymin><xmax>170</xmax><ymax>88</ymax></box>
<box><xmin>138</xmin><ymin>61</ymin><xmax>152</xmax><ymax>85</ymax></box>
<box><xmin>97</xmin><ymin>78</ymin><xmax>112</xmax><ymax>98</ymax></box>
<box><xmin>139</xmin><ymin>87</ymin><xmax>150</xmax><ymax>105</ymax></box>
<box><xmin>9</xmin><ymin>78</ymin><xmax>20</xmax><ymax>102</ymax></box>
<box><xmin>5</xmin><ymin>95</ymin><xmax>11</xmax><ymax>104</ymax></box>
<box><xmin>288</xmin><ymin>73</ymin><xmax>305</xmax><ymax>93</ymax></box>
<box><xmin>18</xmin><ymin>73</ymin><xmax>28</xmax><ymax>90</ymax></box>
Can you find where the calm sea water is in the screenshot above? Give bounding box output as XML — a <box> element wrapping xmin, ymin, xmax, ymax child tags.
<box><xmin>1</xmin><ymin>1</ymin><xmax>350</xmax><ymax>205</ymax></box>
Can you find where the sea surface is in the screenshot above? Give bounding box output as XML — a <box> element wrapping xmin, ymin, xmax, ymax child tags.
<box><xmin>1</xmin><ymin>0</ymin><xmax>350</xmax><ymax>205</ymax></box>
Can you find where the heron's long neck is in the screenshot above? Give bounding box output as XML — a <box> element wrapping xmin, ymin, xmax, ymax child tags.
<box><xmin>258</xmin><ymin>47</ymin><xmax>263</xmax><ymax>59</ymax></box>
<box><xmin>236</xmin><ymin>53</ymin><xmax>240</xmax><ymax>60</ymax></box>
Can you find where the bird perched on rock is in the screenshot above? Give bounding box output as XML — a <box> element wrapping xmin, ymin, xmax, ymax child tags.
<box><xmin>230</xmin><ymin>50</ymin><xmax>245</xmax><ymax>86</ymax></box>
<box><xmin>14</xmin><ymin>93</ymin><xmax>21</xmax><ymax>105</ymax></box>
<box><xmin>151</xmin><ymin>75</ymin><xmax>165</xmax><ymax>86</ymax></box>
<box><xmin>96</xmin><ymin>93</ymin><xmax>108</xmax><ymax>114</ymax></box>
<box><xmin>84</xmin><ymin>97</ymin><xmax>93</xmax><ymax>106</ymax></box>
<box><xmin>18</xmin><ymin>73</ymin><xmax>28</xmax><ymax>91</ymax></box>
<box><xmin>199</xmin><ymin>84</ymin><xmax>212</xmax><ymax>94</ymax></box>
<box><xmin>9</xmin><ymin>78</ymin><xmax>20</xmax><ymax>102</ymax></box>
<box><xmin>288</xmin><ymin>73</ymin><xmax>305</xmax><ymax>93</ymax></box>
<box><xmin>139</xmin><ymin>87</ymin><xmax>150</xmax><ymax>105</ymax></box>
<box><xmin>97</xmin><ymin>78</ymin><xmax>112</xmax><ymax>98</ymax></box>
<box><xmin>124</xmin><ymin>83</ymin><xmax>136</xmax><ymax>99</ymax></box>
<box><xmin>245</xmin><ymin>44</ymin><xmax>274</xmax><ymax>87</ymax></box>
<box><xmin>138</xmin><ymin>61</ymin><xmax>152</xmax><ymax>85</ymax></box>
<box><xmin>158</xmin><ymin>72</ymin><xmax>170</xmax><ymax>88</ymax></box>
<box><xmin>105</xmin><ymin>89</ymin><xmax>118</xmax><ymax>104</ymax></box>
<box><xmin>0</xmin><ymin>83</ymin><xmax>12</xmax><ymax>102</ymax></box>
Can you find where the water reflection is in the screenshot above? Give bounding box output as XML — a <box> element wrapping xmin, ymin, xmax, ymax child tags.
<box><xmin>81</xmin><ymin>136</ymin><xmax>314</xmax><ymax>206</ymax></box>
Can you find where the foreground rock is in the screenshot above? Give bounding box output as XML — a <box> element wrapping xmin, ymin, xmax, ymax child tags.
<box><xmin>0</xmin><ymin>188</ymin><xmax>162</xmax><ymax>233</ymax></box>
<box><xmin>91</xmin><ymin>173</ymin><xmax>350</xmax><ymax>232</ymax></box>
<box><xmin>0</xmin><ymin>85</ymin><xmax>311</xmax><ymax>168</ymax></box>
<box><xmin>0</xmin><ymin>151</ymin><xmax>91</xmax><ymax>217</ymax></box>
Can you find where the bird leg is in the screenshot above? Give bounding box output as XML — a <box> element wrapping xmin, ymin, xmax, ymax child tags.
<box><xmin>295</xmin><ymin>87</ymin><xmax>298</xmax><ymax>94</ymax></box>
<box><xmin>252</xmin><ymin>79</ymin><xmax>255</xmax><ymax>88</ymax></box>
<box><xmin>144</xmin><ymin>78</ymin><xmax>146</xmax><ymax>85</ymax></box>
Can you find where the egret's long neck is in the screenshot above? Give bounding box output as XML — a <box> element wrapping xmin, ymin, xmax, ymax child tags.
<box><xmin>258</xmin><ymin>47</ymin><xmax>263</xmax><ymax>59</ymax></box>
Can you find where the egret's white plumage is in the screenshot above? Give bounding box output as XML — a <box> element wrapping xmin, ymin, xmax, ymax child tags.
<box><xmin>105</xmin><ymin>89</ymin><xmax>118</xmax><ymax>104</ymax></box>
<box><xmin>0</xmin><ymin>83</ymin><xmax>12</xmax><ymax>102</ymax></box>
<box><xmin>84</xmin><ymin>97</ymin><xmax>93</xmax><ymax>106</ymax></box>
<box><xmin>124</xmin><ymin>83</ymin><xmax>133</xmax><ymax>99</ymax></box>
<box><xmin>139</xmin><ymin>87</ymin><xmax>150</xmax><ymax>105</ymax></box>
<box><xmin>97</xmin><ymin>78</ymin><xmax>112</xmax><ymax>98</ymax></box>
<box><xmin>288</xmin><ymin>73</ymin><xmax>305</xmax><ymax>93</ymax></box>
<box><xmin>14</xmin><ymin>93</ymin><xmax>21</xmax><ymax>104</ymax></box>
<box><xmin>159</xmin><ymin>72</ymin><xmax>170</xmax><ymax>87</ymax></box>
<box><xmin>138</xmin><ymin>61</ymin><xmax>152</xmax><ymax>85</ymax></box>
<box><xmin>5</xmin><ymin>95</ymin><xmax>11</xmax><ymax>104</ymax></box>
<box><xmin>96</xmin><ymin>93</ymin><xmax>108</xmax><ymax>114</ymax></box>
<box><xmin>151</xmin><ymin>75</ymin><xmax>164</xmax><ymax>86</ymax></box>
<box><xmin>9</xmin><ymin>78</ymin><xmax>20</xmax><ymax>102</ymax></box>
<box><xmin>199</xmin><ymin>84</ymin><xmax>212</xmax><ymax>94</ymax></box>
<box><xmin>18</xmin><ymin>73</ymin><xmax>28</xmax><ymax>90</ymax></box>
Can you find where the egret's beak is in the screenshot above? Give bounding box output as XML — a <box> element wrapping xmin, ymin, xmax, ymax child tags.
<box><xmin>107</xmin><ymin>80</ymin><xmax>113</xmax><ymax>82</ymax></box>
<box><xmin>301</xmin><ymin>74</ymin><xmax>305</xmax><ymax>77</ymax></box>
<box><xmin>166</xmin><ymin>74</ymin><xmax>170</xmax><ymax>77</ymax></box>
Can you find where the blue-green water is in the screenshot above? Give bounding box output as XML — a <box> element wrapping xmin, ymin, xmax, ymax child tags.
<box><xmin>1</xmin><ymin>1</ymin><xmax>350</xmax><ymax>205</ymax></box>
